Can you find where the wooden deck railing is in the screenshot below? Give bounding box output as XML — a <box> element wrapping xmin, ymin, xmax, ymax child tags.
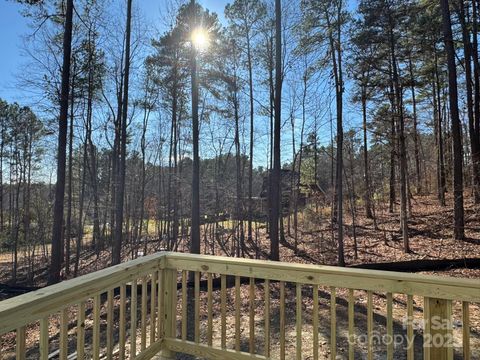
<box><xmin>0</xmin><ymin>252</ymin><xmax>479</xmax><ymax>359</ymax></box>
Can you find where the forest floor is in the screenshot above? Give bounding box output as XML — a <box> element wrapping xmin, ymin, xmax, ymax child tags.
<box><xmin>269</xmin><ymin>193</ymin><xmax>480</xmax><ymax>278</ymax></box>
<box><xmin>2</xmin><ymin>193</ymin><xmax>479</xmax><ymax>287</ymax></box>
<box><xmin>0</xmin><ymin>193</ymin><xmax>479</xmax><ymax>359</ymax></box>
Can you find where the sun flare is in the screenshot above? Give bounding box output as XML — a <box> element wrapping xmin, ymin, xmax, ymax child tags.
<box><xmin>191</xmin><ymin>28</ymin><xmax>210</xmax><ymax>51</ymax></box>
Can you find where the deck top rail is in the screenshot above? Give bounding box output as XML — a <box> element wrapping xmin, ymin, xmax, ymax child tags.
<box><xmin>164</xmin><ymin>252</ymin><xmax>480</xmax><ymax>302</ymax></box>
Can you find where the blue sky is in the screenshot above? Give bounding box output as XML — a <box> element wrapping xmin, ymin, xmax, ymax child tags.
<box><xmin>0</xmin><ymin>1</ymin><xmax>29</xmax><ymax>102</ymax></box>
<box><xmin>0</xmin><ymin>0</ymin><xmax>229</xmax><ymax>103</ymax></box>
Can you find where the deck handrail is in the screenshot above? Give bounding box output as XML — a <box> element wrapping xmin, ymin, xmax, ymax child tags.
<box><xmin>164</xmin><ymin>252</ymin><xmax>480</xmax><ymax>302</ymax></box>
<box><xmin>0</xmin><ymin>252</ymin><xmax>479</xmax><ymax>359</ymax></box>
<box><xmin>0</xmin><ymin>253</ymin><xmax>165</xmax><ymax>335</ymax></box>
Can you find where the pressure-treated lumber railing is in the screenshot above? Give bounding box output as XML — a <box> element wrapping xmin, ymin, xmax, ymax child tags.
<box><xmin>0</xmin><ymin>253</ymin><xmax>167</xmax><ymax>359</ymax></box>
<box><xmin>0</xmin><ymin>252</ymin><xmax>479</xmax><ymax>359</ymax></box>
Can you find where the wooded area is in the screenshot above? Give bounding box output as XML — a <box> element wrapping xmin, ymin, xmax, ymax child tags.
<box><xmin>0</xmin><ymin>0</ymin><xmax>479</xmax><ymax>291</ymax></box>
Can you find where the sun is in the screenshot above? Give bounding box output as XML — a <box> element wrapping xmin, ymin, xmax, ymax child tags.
<box><xmin>191</xmin><ymin>28</ymin><xmax>210</xmax><ymax>51</ymax></box>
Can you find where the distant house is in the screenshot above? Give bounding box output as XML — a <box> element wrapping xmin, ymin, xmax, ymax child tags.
<box><xmin>258</xmin><ymin>169</ymin><xmax>324</xmax><ymax>215</ymax></box>
<box><xmin>259</xmin><ymin>169</ymin><xmax>299</xmax><ymax>200</ymax></box>
<box><xmin>224</xmin><ymin>169</ymin><xmax>325</xmax><ymax>221</ymax></box>
<box><xmin>300</xmin><ymin>182</ymin><xmax>327</xmax><ymax>204</ymax></box>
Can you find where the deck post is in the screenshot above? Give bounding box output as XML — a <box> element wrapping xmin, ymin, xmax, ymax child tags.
<box><xmin>423</xmin><ymin>297</ymin><xmax>453</xmax><ymax>360</ymax></box>
<box><xmin>159</xmin><ymin>268</ymin><xmax>177</xmax><ymax>360</ymax></box>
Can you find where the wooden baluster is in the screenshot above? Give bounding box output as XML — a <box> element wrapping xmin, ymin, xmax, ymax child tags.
<box><xmin>181</xmin><ymin>271</ymin><xmax>187</xmax><ymax>341</ymax></box>
<box><xmin>423</xmin><ymin>297</ymin><xmax>430</xmax><ymax>360</ymax></box>
<box><xmin>173</xmin><ymin>272</ymin><xmax>178</xmax><ymax>339</ymax></box>
<box><xmin>150</xmin><ymin>271</ymin><xmax>158</xmax><ymax>344</ymax></box>
<box><xmin>330</xmin><ymin>287</ymin><xmax>336</xmax><ymax>360</ymax></box>
<box><xmin>221</xmin><ymin>274</ymin><xmax>226</xmax><ymax>349</ymax></box>
<box><xmin>264</xmin><ymin>279</ymin><xmax>270</xmax><ymax>358</ymax></box>
<box><xmin>16</xmin><ymin>326</ymin><xmax>26</xmax><ymax>360</ymax></box>
<box><xmin>207</xmin><ymin>273</ymin><xmax>213</xmax><ymax>346</ymax></box>
<box><xmin>387</xmin><ymin>292</ymin><xmax>393</xmax><ymax>360</ymax></box>
<box><xmin>249</xmin><ymin>277</ymin><xmax>255</xmax><ymax>354</ymax></box>
<box><xmin>40</xmin><ymin>317</ymin><xmax>49</xmax><ymax>360</ymax></box>
<box><xmin>157</xmin><ymin>270</ymin><xmax>163</xmax><ymax>340</ymax></box>
<box><xmin>171</xmin><ymin>271</ymin><xmax>178</xmax><ymax>338</ymax></box>
<box><xmin>119</xmin><ymin>285</ymin><xmax>126</xmax><ymax>360</ymax></box>
<box><xmin>348</xmin><ymin>289</ymin><xmax>354</xmax><ymax>360</ymax></box>
<box><xmin>195</xmin><ymin>271</ymin><xmax>200</xmax><ymax>344</ymax></box>
<box><xmin>59</xmin><ymin>308</ymin><xmax>68</xmax><ymax>360</ymax></box>
<box><xmin>313</xmin><ymin>284</ymin><xmax>319</xmax><ymax>360</ymax></box>
<box><xmin>367</xmin><ymin>290</ymin><xmax>373</xmax><ymax>360</ymax></box>
<box><xmin>131</xmin><ymin>279</ymin><xmax>138</xmax><ymax>358</ymax></box>
<box><xmin>77</xmin><ymin>302</ymin><xmax>85</xmax><ymax>360</ymax></box>
<box><xmin>235</xmin><ymin>276</ymin><xmax>241</xmax><ymax>352</ymax></box>
<box><xmin>141</xmin><ymin>276</ymin><xmax>148</xmax><ymax>350</ymax></box>
<box><xmin>462</xmin><ymin>302</ymin><xmax>470</xmax><ymax>360</ymax></box>
<box><xmin>280</xmin><ymin>281</ymin><xmax>285</xmax><ymax>360</ymax></box>
<box><xmin>405</xmin><ymin>295</ymin><xmax>413</xmax><ymax>360</ymax></box>
<box><xmin>159</xmin><ymin>268</ymin><xmax>177</xmax><ymax>359</ymax></box>
<box><xmin>106</xmin><ymin>289</ymin><xmax>114</xmax><ymax>359</ymax></box>
<box><xmin>93</xmin><ymin>294</ymin><xmax>101</xmax><ymax>360</ymax></box>
<box><xmin>296</xmin><ymin>283</ymin><xmax>302</xmax><ymax>360</ymax></box>
<box><xmin>423</xmin><ymin>297</ymin><xmax>453</xmax><ymax>360</ymax></box>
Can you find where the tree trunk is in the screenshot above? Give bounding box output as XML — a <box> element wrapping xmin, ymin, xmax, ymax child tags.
<box><xmin>294</xmin><ymin>65</ymin><xmax>307</xmax><ymax>250</ymax></box>
<box><xmin>457</xmin><ymin>0</ymin><xmax>479</xmax><ymax>202</ymax></box>
<box><xmin>290</xmin><ymin>107</ymin><xmax>296</xmax><ymax>245</ymax></box>
<box><xmin>471</xmin><ymin>0</ymin><xmax>480</xmax><ymax>203</ymax></box>
<box><xmin>347</xmin><ymin>142</ymin><xmax>358</xmax><ymax>260</ymax></box>
<box><xmin>434</xmin><ymin>49</ymin><xmax>447</xmax><ymax>206</ymax></box>
<box><xmin>247</xmin><ymin>33</ymin><xmax>255</xmax><ymax>246</ymax></box>
<box><xmin>65</xmin><ymin>63</ymin><xmax>75</xmax><ymax>275</ymax></box>
<box><xmin>12</xmin><ymin>158</ymin><xmax>22</xmax><ymax>284</ymax></box>
<box><xmin>49</xmin><ymin>0</ymin><xmax>74</xmax><ymax>284</ymax></box>
<box><xmin>234</xmin><ymin>107</ymin><xmax>244</xmax><ymax>257</ymax></box>
<box><xmin>440</xmin><ymin>0</ymin><xmax>465</xmax><ymax>240</ymax></box>
<box><xmin>139</xmin><ymin>99</ymin><xmax>150</xmax><ymax>255</ymax></box>
<box><xmin>389</xmin><ymin>22</ymin><xmax>409</xmax><ymax>253</ymax></box>
<box><xmin>408</xmin><ymin>56</ymin><xmax>421</xmax><ymax>195</ymax></box>
<box><xmin>112</xmin><ymin>0</ymin><xmax>133</xmax><ymax>265</ymax></box>
<box><xmin>85</xmin><ymin>35</ymin><xmax>101</xmax><ymax>251</ymax></box>
<box><xmin>325</xmin><ymin>2</ymin><xmax>344</xmax><ymax>266</ymax></box>
<box><xmin>74</xmin><ymin>145</ymin><xmax>87</xmax><ymax>277</ymax></box>
<box><xmin>165</xmin><ymin>85</ymin><xmax>176</xmax><ymax>250</ymax></box>
<box><xmin>172</xmin><ymin>103</ymin><xmax>180</xmax><ymax>250</ymax></box>
<box><xmin>269</xmin><ymin>0</ymin><xmax>282</xmax><ymax>261</ymax></box>
<box><xmin>191</xmin><ymin>13</ymin><xmax>201</xmax><ymax>256</ymax></box>
<box><xmin>23</xmin><ymin>131</ymin><xmax>33</xmax><ymax>281</ymax></box>
<box><xmin>361</xmin><ymin>88</ymin><xmax>373</xmax><ymax>218</ymax></box>
<box><xmin>233</xmin><ymin>70</ymin><xmax>244</xmax><ymax>258</ymax></box>
<box><xmin>388</xmin><ymin>75</ymin><xmax>396</xmax><ymax>214</ymax></box>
